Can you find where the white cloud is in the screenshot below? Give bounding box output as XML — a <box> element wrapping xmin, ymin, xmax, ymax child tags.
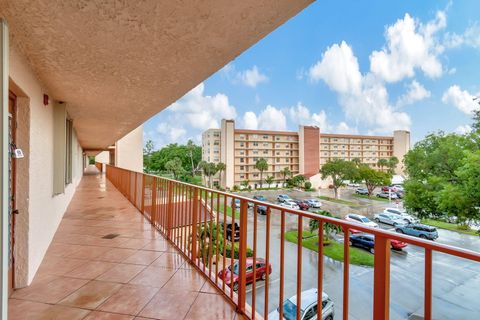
<box><xmin>444</xmin><ymin>22</ymin><xmax>480</xmax><ymax>49</ymax></box>
<box><xmin>442</xmin><ymin>85</ymin><xmax>479</xmax><ymax>114</ymax></box>
<box><xmin>396</xmin><ymin>80</ymin><xmax>431</xmax><ymax>107</ymax></box>
<box><xmin>370</xmin><ymin>11</ymin><xmax>446</xmax><ymax>82</ymax></box>
<box><xmin>236</xmin><ymin>65</ymin><xmax>268</xmax><ymax>87</ymax></box>
<box><xmin>308</xmin><ymin>41</ymin><xmax>362</xmax><ymax>94</ymax></box>
<box><xmin>242</xmin><ymin>111</ymin><xmax>259</xmax><ymax>130</ymax></box>
<box><xmin>220</xmin><ymin>64</ymin><xmax>269</xmax><ymax>88</ymax></box>
<box><xmin>257</xmin><ymin>105</ymin><xmax>287</xmax><ymax>131</ymax></box>
<box><xmin>455</xmin><ymin>125</ymin><xmax>473</xmax><ymax>135</ymax></box>
<box><xmin>169</xmin><ymin>82</ymin><xmax>236</xmax><ymax>130</ymax></box>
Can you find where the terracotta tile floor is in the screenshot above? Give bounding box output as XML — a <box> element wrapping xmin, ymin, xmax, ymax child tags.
<box><xmin>8</xmin><ymin>169</ymin><xmax>241</xmax><ymax>320</ymax></box>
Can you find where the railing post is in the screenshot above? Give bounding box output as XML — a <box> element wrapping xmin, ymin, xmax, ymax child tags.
<box><xmin>237</xmin><ymin>199</ymin><xmax>248</xmax><ymax>313</ymax></box>
<box><xmin>373</xmin><ymin>235</ymin><xmax>391</xmax><ymax>320</ymax></box>
<box><xmin>191</xmin><ymin>188</ymin><xmax>198</xmax><ymax>263</ymax></box>
<box><xmin>141</xmin><ymin>174</ymin><xmax>145</xmax><ymax>214</ymax></box>
<box><xmin>167</xmin><ymin>180</ymin><xmax>174</xmax><ymax>240</ymax></box>
<box><xmin>151</xmin><ymin>178</ymin><xmax>157</xmax><ymax>225</ymax></box>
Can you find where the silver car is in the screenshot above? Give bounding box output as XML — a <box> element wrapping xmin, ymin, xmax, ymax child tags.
<box><xmin>374</xmin><ymin>213</ymin><xmax>406</xmax><ymax>226</ymax></box>
<box><xmin>305</xmin><ymin>199</ymin><xmax>322</xmax><ymax>208</ymax></box>
<box><xmin>268</xmin><ymin>288</ymin><xmax>334</xmax><ymax>320</ymax></box>
<box><xmin>384</xmin><ymin>208</ymin><xmax>419</xmax><ymax>224</ymax></box>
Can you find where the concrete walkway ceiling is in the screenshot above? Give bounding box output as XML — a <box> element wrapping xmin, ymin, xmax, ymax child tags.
<box><xmin>0</xmin><ymin>0</ymin><xmax>313</xmax><ymax>149</ymax></box>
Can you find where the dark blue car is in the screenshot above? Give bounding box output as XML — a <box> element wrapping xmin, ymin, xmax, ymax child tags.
<box><xmin>349</xmin><ymin>234</ymin><xmax>375</xmax><ymax>253</ymax></box>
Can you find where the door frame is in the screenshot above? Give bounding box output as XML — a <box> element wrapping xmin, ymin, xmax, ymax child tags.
<box><xmin>7</xmin><ymin>91</ymin><xmax>16</xmax><ymax>296</ymax></box>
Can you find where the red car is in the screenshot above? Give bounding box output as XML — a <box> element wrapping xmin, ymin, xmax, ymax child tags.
<box><xmin>391</xmin><ymin>239</ymin><xmax>408</xmax><ymax>250</ymax></box>
<box><xmin>218</xmin><ymin>258</ymin><xmax>272</xmax><ymax>291</ymax></box>
<box><xmin>293</xmin><ymin>200</ymin><xmax>310</xmax><ymax>211</ymax></box>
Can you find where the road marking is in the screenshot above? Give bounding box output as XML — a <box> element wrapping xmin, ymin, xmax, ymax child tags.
<box><xmin>245</xmin><ymin>278</ymin><xmax>280</xmax><ymax>293</ymax></box>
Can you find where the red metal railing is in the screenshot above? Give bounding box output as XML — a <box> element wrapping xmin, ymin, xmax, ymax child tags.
<box><xmin>105</xmin><ymin>165</ymin><xmax>480</xmax><ymax>320</ymax></box>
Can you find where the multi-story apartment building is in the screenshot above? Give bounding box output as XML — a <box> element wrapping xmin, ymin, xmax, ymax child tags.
<box><xmin>202</xmin><ymin>119</ymin><xmax>410</xmax><ymax>189</ymax></box>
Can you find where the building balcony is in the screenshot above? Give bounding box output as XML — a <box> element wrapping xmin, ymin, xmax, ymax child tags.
<box><xmin>8</xmin><ymin>167</ymin><xmax>240</xmax><ymax>320</ymax></box>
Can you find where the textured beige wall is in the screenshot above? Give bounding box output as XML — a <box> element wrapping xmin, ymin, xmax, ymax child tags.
<box><xmin>221</xmin><ymin>120</ymin><xmax>235</xmax><ymax>188</ymax></box>
<box><xmin>9</xmin><ymin>45</ymin><xmax>83</xmax><ymax>286</ymax></box>
<box><xmin>95</xmin><ymin>151</ymin><xmax>109</xmax><ymax>164</ymax></box>
<box><xmin>115</xmin><ymin>125</ymin><xmax>143</xmax><ymax>173</ymax></box>
<box><xmin>393</xmin><ymin>130</ymin><xmax>411</xmax><ymax>174</ymax></box>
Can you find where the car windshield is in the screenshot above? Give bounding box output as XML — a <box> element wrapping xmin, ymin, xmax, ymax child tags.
<box><xmin>230</xmin><ymin>263</ymin><xmax>239</xmax><ymax>275</ymax></box>
<box><xmin>279</xmin><ymin>299</ymin><xmax>303</xmax><ymax>320</ymax></box>
<box><xmin>360</xmin><ymin>217</ymin><xmax>370</xmax><ymax>223</ymax></box>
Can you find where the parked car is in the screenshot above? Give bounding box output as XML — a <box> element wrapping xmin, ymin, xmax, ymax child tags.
<box><xmin>349</xmin><ymin>234</ymin><xmax>407</xmax><ymax>253</ymax></box>
<box><xmin>347</xmin><ymin>182</ymin><xmax>360</xmax><ymax>187</ymax></box>
<box><xmin>233</xmin><ymin>198</ymin><xmax>253</xmax><ymax>208</ymax></box>
<box><xmin>345</xmin><ymin>214</ymin><xmax>378</xmax><ymax>228</ymax></box>
<box><xmin>218</xmin><ymin>258</ymin><xmax>272</xmax><ymax>292</ymax></box>
<box><xmin>392</xmin><ymin>185</ymin><xmax>404</xmax><ymax>192</ymax></box>
<box><xmin>293</xmin><ymin>200</ymin><xmax>310</xmax><ymax>211</ymax></box>
<box><xmin>355</xmin><ymin>188</ymin><xmax>369</xmax><ymax>195</ymax></box>
<box><xmin>253</xmin><ymin>195</ymin><xmax>267</xmax><ymax>202</ymax></box>
<box><xmin>395</xmin><ymin>192</ymin><xmax>404</xmax><ymax>199</ymax></box>
<box><xmin>383</xmin><ymin>208</ymin><xmax>419</xmax><ymax>224</ymax></box>
<box><xmin>220</xmin><ymin>222</ymin><xmax>240</xmax><ymax>242</ymax></box>
<box><xmin>277</xmin><ymin>194</ymin><xmax>292</xmax><ymax>203</ymax></box>
<box><xmin>256</xmin><ymin>205</ymin><xmax>267</xmax><ymax>215</ymax></box>
<box><xmin>304</xmin><ymin>198</ymin><xmax>322</xmax><ymax>208</ymax></box>
<box><xmin>395</xmin><ymin>223</ymin><xmax>439</xmax><ymax>240</ymax></box>
<box><xmin>268</xmin><ymin>288</ymin><xmax>334</xmax><ymax>320</ymax></box>
<box><xmin>376</xmin><ymin>191</ymin><xmax>398</xmax><ymax>199</ymax></box>
<box><xmin>374</xmin><ymin>213</ymin><xmax>405</xmax><ymax>226</ymax></box>
<box><xmin>280</xmin><ymin>201</ymin><xmax>300</xmax><ymax>210</ymax></box>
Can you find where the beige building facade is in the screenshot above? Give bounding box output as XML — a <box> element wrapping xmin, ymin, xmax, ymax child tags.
<box><xmin>202</xmin><ymin>120</ymin><xmax>410</xmax><ymax>189</ymax></box>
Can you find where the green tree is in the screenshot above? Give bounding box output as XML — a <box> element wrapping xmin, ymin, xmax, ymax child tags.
<box><xmin>201</xmin><ymin>162</ymin><xmax>218</xmax><ymax>188</ymax></box>
<box><xmin>280</xmin><ymin>167</ymin><xmax>291</xmax><ymax>187</ymax></box>
<box><xmin>143</xmin><ymin>140</ymin><xmax>155</xmax><ymax>172</ymax></box>
<box><xmin>403</xmin><ymin>131</ymin><xmax>479</xmax><ymax>225</ymax></box>
<box><xmin>216</xmin><ymin>162</ymin><xmax>226</xmax><ymax>187</ymax></box>
<box><xmin>254</xmin><ymin>158</ymin><xmax>269</xmax><ymax>188</ymax></box>
<box><xmin>145</xmin><ymin>142</ymin><xmax>201</xmax><ymax>175</ymax></box>
<box><xmin>309</xmin><ymin>210</ymin><xmax>342</xmax><ymax>242</ymax></box>
<box><xmin>265</xmin><ymin>175</ymin><xmax>275</xmax><ymax>188</ymax></box>
<box><xmin>356</xmin><ymin>165</ymin><xmax>391</xmax><ymax>197</ymax></box>
<box><xmin>319</xmin><ymin>159</ymin><xmax>357</xmax><ymax>199</ymax></box>
<box><xmin>387</xmin><ymin>156</ymin><xmax>399</xmax><ymax>175</ymax></box>
<box><xmin>165</xmin><ymin>157</ymin><xmax>184</xmax><ymax>180</ymax></box>
<box><xmin>240</xmin><ymin>179</ymin><xmax>250</xmax><ymax>190</ymax></box>
<box><xmin>377</xmin><ymin>158</ymin><xmax>389</xmax><ymax>171</ymax></box>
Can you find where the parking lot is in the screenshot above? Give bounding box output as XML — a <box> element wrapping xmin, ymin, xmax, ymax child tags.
<box><xmin>233</xmin><ymin>188</ymin><xmax>480</xmax><ymax>320</ymax></box>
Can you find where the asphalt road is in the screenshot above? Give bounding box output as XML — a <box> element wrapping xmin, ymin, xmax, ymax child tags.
<box><xmin>239</xmin><ymin>204</ymin><xmax>480</xmax><ymax>320</ymax></box>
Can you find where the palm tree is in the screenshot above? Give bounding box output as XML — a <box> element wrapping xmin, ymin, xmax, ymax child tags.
<box><xmin>254</xmin><ymin>158</ymin><xmax>269</xmax><ymax>188</ymax></box>
<box><xmin>377</xmin><ymin>158</ymin><xmax>389</xmax><ymax>171</ymax></box>
<box><xmin>280</xmin><ymin>167</ymin><xmax>291</xmax><ymax>187</ymax></box>
<box><xmin>216</xmin><ymin>162</ymin><xmax>226</xmax><ymax>187</ymax></box>
<box><xmin>240</xmin><ymin>179</ymin><xmax>250</xmax><ymax>190</ymax></box>
<box><xmin>265</xmin><ymin>175</ymin><xmax>274</xmax><ymax>188</ymax></box>
<box><xmin>387</xmin><ymin>156</ymin><xmax>399</xmax><ymax>175</ymax></box>
<box><xmin>186</xmin><ymin>140</ymin><xmax>196</xmax><ymax>176</ymax></box>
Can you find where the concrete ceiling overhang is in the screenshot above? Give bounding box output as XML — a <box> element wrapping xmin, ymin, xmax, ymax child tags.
<box><xmin>0</xmin><ymin>0</ymin><xmax>313</xmax><ymax>150</ymax></box>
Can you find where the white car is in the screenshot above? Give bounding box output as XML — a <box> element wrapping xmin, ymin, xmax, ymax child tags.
<box><xmin>345</xmin><ymin>214</ymin><xmax>378</xmax><ymax>228</ymax></box>
<box><xmin>374</xmin><ymin>213</ymin><xmax>406</xmax><ymax>226</ymax></box>
<box><xmin>268</xmin><ymin>288</ymin><xmax>334</xmax><ymax>320</ymax></box>
<box><xmin>280</xmin><ymin>201</ymin><xmax>300</xmax><ymax>210</ymax></box>
<box><xmin>347</xmin><ymin>182</ymin><xmax>360</xmax><ymax>187</ymax></box>
<box><xmin>305</xmin><ymin>199</ymin><xmax>322</xmax><ymax>208</ymax></box>
<box><xmin>384</xmin><ymin>208</ymin><xmax>419</xmax><ymax>224</ymax></box>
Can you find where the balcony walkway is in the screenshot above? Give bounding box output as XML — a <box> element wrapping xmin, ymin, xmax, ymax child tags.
<box><xmin>8</xmin><ymin>167</ymin><xmax>241</xmax><ymax>320</ymax></box>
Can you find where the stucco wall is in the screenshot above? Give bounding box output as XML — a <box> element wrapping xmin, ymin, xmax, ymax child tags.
<box><xmin>9</xmin><ymin>45</ymin><xmax>83</xmax><ymax>286</ymax></box>
<box><xmin>95</xmin><ymin>151</ymin><xmax>109</xmax><ymax>164</ymax></box>
<box><xmin>115</xmin><ymin>125</ymin><xmax>143</xmax><ymax>172</ymax></box>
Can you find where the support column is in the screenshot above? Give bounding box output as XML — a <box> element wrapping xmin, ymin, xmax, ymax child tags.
<box><xmin>0</xmin><ymin>18</ymin><xmax>9</xmax><ymax>320</ymax></box>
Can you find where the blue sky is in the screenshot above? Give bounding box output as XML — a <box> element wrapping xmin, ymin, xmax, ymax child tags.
<box><xmin>144</xmin><ymin>0</ymin><xmax>480</xmax><ymax>148</ymax></box>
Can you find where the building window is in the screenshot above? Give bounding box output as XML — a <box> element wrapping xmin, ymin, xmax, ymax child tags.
<box><xmin>240</xmin><ymin>142</ymin><xmax>244</xmax><ymax>147</ymax></box>
<box><xmin>240</xmin><ymin>174</ymin><xmax>245</xmax><ymax>179</ymax></box>
<box><xmin>252</xmin><ymin>134</ymin><xmax>258</xmax><ymax>139</ymax></box>
<box><xmin>253</xmin><ymin>157</ymin><xmax>258</xmax><ymax>162</ymax></box>
<box><xmin>253</xmin><ymin>142</ymin><xmax>258</xmax><ymax>146</ymax></box>
<box><xmin>285</xmin><ymin>144</ymin><xmax>289</xmax><ymax>148</ymax></box>
<box><xmin>263</xmin><ymin>142</ymin><xmax>269</xmax><ymax>147</ymax></box>
<box><xmin>240</xmin><ymin>158</ymin><xmax>244</xmax><ymax>163</ymax></box>
<box><xmin>240</xmin><ymin>166</ymin><xmax>244</xmax><ymax>170</ymax></box>
<box><xmin>286</xmin><ymin>159</ymin><xmax>289</xmax><ymax>163</ymax></box>
<box><xmin>239</xmin><ymin>134</ymin><xmax>245</xmax><ymax>139</ymax></box>
<box><xmin>263</xmin><ymin>150</ymin><xmax>268</xmax><ymax>155</ymax></box>
<box><xmin>276</xmin><ymin>151</ymin><xmax>280</xmax><ymax>155</ymax></box>
<box><xmin>276</xmin><ymin>144</ymin><xmax>281</xmax><ymax>148</ymax></box>
<box><xmin>253</xmin><ymin>150</ymin><xmax>258</xmax><ymax>154</ymax></box>
<box><xmin>276</xmin><ymin>158</ymin><xmax>280</xmax><ymax>163</ymax></box>
<box><xmin>276</xmin><ymin>136</ymin><xmax>280</xmax><ymax>141</ymax></box>
<box><xmin>253</xmin><ymin>173</ymin><xmax>259</xmax><ymax>177</ymax></box>
<box><xmin>263</xmin><ymin>135</ymin><xmax>269</xmax><ymax>139</ymax></box>
<box><xmin>240</xmin><ymin>150</ymin><xmax>245</xmax><ymax>155</ymax></box>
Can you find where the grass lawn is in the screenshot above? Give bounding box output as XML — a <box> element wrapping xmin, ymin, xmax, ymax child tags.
<box><xmin>352</xmin><ymin>194</ymin><xmax>390</xmax><ymax>202</ymax></box>
<box><xmin>318</xmin><ymin>196</ymin><xmax>360</xmax><ymax>207</ymax></box>
<box><xmin>421</xmin><ymin>219</ymin><xmax>479</xmax><ymax>236</ymax></box>
<box><xmin>218</xmin><ymin>204</ymin><xmax>240</xmax><ymax>219</ymax></box>
<box><xmin>285</xmin><ymin>230</ymin><xmax>374</xmax><ymax>267</ymax></box>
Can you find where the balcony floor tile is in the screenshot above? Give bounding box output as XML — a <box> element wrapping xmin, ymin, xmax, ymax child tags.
<box><xmin>8</xmin><ymin>169</ymin><xmax>240</xmax><ymax>320</ymax></box>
